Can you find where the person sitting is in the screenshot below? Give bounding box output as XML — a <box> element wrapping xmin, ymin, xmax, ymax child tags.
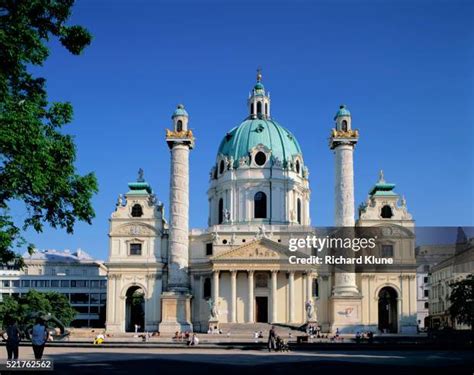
<box><xmin>188</xmin><ymin>333</ymin><xmax>199</xmax><ymax>346</ymax></box>
<box><xmin>93</xmin><ymin>332</ymin><xmax>105</xmax><ymax>345</ymax></box>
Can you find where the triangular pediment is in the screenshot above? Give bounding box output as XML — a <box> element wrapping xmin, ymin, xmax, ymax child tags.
<box><xmin>211</xmin><ymin>238</ymin><xmax>297</xmax><ymax>261</ymax></box>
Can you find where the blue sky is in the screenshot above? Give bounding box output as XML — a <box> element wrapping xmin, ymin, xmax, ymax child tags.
<box><xmin>18</xmin><ymin>0</ymin><xmax>474</xmax><ymax>260</ymax></box>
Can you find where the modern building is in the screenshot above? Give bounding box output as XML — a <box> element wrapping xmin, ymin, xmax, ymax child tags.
<box><xmin>105</xmin><ymin>72</ymin><xmax>418</xmax><ymax>334</ymax></box>
<box><xmin>0</xmin><ymin>249</ymin><xmax>107</xmax><ymax>327</ymax></box>
<box><xmin>427</xmin><ymin>237</ymin><xmax>474</xmax><ymax>329</ymax></box>
<box><xmin>415</xmin><ymin>244</ymin><xmax>456</xmax><ymax>330</ymax></box>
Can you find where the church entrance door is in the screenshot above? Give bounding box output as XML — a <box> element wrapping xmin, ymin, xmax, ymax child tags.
<box><xmin>125</xmin><ymin>286</ymin><xmax>145</xmax><ymax>332</ymax></box>
<box><xmin>378</xmin><ymin>287</ymin><xmax>398</xmax><ymax>333</ymax></box>
<box><xmin>255</xmin><ymin>297</ymin><xmax>268</xmax><ymax>323</ymax></box>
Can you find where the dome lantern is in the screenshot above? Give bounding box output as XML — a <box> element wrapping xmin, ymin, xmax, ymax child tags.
<box><xmin>248</xmin><ymin>68</ymin><xmax>270</xmax><ymax>119</ymax></box>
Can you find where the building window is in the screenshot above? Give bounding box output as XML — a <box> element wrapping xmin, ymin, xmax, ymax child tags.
<box><xmin>70</xmin><ymin>293</ymin><xmax>89</xmax><ymax>304</ymax></box>
<box><xmin>381</xmin><ymin>245</ymin><xmax>393</xmax><ymax>257</ymax></box>
<box><xmin>297</xmin><ymin>198</ymin><xmax>302</xmax><ymax>224</ymax></box>
<box><xmin>342</xmin><ymin>120</ymin><xmax>348</xmax><ymax>131</ymax></box>
<box><xmin>177</xmin><ymin>120</ymin><xmax>183</xmax><ymax>132</ymax></box>
<box><xmin>206</xmin><ymin>243</ymin><xmax>213</xmax><ymax>256</ymax></box>
<box><xmin>295</xmin><ymin>160</ymin><xmax>300</xmax><ymax>174</ymax></box>
<box><xmin>130</xmin><ymin>243</ymin><xmax>142</xmax><ymax>256</ymax></box>
<box><xmin>254</xmin><ymin>151</ymin><xmax>266</xmax><ymax>166</ymax></box>
<box><xmin>254</xmin><ymin>191</ymin><xmax>267</xmax><ymax>219</ymax></box>
<box><xmin>312</xmin><ymin>278</ymin><xmax>319</xmax><ymax>297</ymax></box>
<box><xmin>424</xmin><ymin>302</ymin><xmax>429</xmax><ymax>309</ymax></box>
<box><xmin>424</xmin><ymin>289</ymin><xmax>429</xmax><ymax>297</ymax></box>
<box><xmin>21</xmin><ymin>280</ymin><xmax>30</xmax><ymax>288</ymax></box>
<box><xmin>250</xmin><ymin>103</ymin><xmax>254</xmax><ymax>116</ymax></box>
<box><xmin>60</xmin><ymin>280</ymin><xmax>70</xmax><ymax>288</ymax></box>
<box><xmin>3</xmin><ymin>280</ymin><xmax>10</xmax><ymax>288</ymax></box>
<box><xmin>218</xmin><ymin>198</ymin><xmax>224</xmax><ymax>224</ymax></box>
<box><xmin>381</xmin><ymin>205</ymin><xmax>393</xmax><ymax>219</ymax></box>
<box><xmin>71</xmin><ymin>280</ymin><xmax>89</xmax><ymax>288</ymax></box>
<box><xmin>255</xmin><ymin>273</ymin><xmax>268</xmax><ymax>288</ymax></box>
<box><xmin>90</xmin><ymin>280</ymin><xmax>100</xmax><ymax>288</ymax></box>
<box><xmin>12</xmin><ymin>280</ymin><xmax>20</xmax><ymax>288</ymax></box>
<box><xmin>423</xmin><ymin>276</ymin><xmax>429</xmax><ymax>283</ymax></box>
<box><xmin>257</xmin><ymin>101</ymin><xmax>262</xmax><ymax>114</ymax></box>
<box><xmin>50</xmin><ymin>280</ymin><xmax>59</xmax><ymax>287</ymax></box>
<box><xmin>219</xmin><ymin>160</ymin><xmax>225</xmax><ymax>174</ymax></box>
<box><xmin>131</xmin><ymin>204</ymin><xmax>143</xmax><ymax>217</ymax></box>
<box><xmin>203</xmin><ymin>278</ymin><xmax>211</xmax><ymax>299</ymax></box>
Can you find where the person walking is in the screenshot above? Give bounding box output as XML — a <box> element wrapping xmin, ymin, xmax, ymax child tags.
<box><xmin>31</xmin><ymin>318</ymin><xmax>48</xmax><ymax>360</ymax></box>
<box><xmin>3</xmin><ymin>317</ymin><xmax>21</xmax><ymax>359</ymax></box>
<box><xmin>267</xmin><ymin>326</ymin><xmax>277</xmax><ymax>352</ymax></box>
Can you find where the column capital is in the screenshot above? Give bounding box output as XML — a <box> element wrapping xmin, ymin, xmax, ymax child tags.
<box><xmin>247</xmin><ymin>269</ymin><xmax>255</xmax><ymax>275</ymax></box>
<box><xmin>230</xmin><ymin>270</ymin><xmax>238</xmax><ymax>276</ymax></box>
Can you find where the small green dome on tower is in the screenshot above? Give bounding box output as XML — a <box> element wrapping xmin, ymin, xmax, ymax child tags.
<box><xmin>172</xmin><ymin>104</ymin><xmax>188</xmax><ymax>118</ymax></box>
<box><xmin>334</xmin><ymin>104</ymin><xmax>351</xmax><ymax>119</ymax></box>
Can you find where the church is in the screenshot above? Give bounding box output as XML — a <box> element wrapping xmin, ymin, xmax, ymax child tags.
<box><xmin>105</xmin><ymin>72</ymin><xmax>418</xmax><ymax>334</ymax></box>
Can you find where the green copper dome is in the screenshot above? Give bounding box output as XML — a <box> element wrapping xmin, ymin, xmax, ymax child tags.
<box><xmin>172</xmin><ymin>104</ymin><xmax>188</xmax><ymax>118</ymax></box>
<box><xmin>334</xmin><ymin>104</ymin><xmax>351</xmax><ymax>119</ymax></box>
<box><xmin>217</xmin><ymin>119</ymin><xmax>303</xmax><ymax>165</ymax></box>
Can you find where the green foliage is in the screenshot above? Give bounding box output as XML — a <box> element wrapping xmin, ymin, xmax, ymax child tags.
<box><xmin>0</xmin><ymin>0</ymin><xmax>97</xmax><ymax>266</ymax></box>
<box><xmin>0</xmin><ymin>289</ymin><xmax>77</xmax><ymax>327</ymax></box>
<box><xmin>449</xmin><ymin>274</ymin><xmax>474</xmax><ymax>329</ymax></box>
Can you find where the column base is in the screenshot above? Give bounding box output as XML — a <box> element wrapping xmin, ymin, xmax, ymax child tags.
<box><xmin>158</xmin><ymin>292</ymin><xmax>193</xmax><ymax>333</ymax></box>
<box><xmin>329</xmin><ymin>295</ymin><xmax>363</xmax><ymax>334</ymax></box>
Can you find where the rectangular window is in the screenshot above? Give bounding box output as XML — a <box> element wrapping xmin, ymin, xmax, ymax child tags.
<box><xmin>100</xmin><ymin>280</ymin><xmax>107</xmax><ymax>288</ymax></box>
<box><xmin>90</xmin><ymin>293</ymin><xmax>100</xmax><ymax>304</ymax></box>
<box><xmin>424</xmin><ymin>289</ymin><xmax>429</xmax><ymax>297</ymax></box>
<box><xmin>12</xmin><ymin>280</ymin><xmax>20</xmax><ymax>288</ymax></box>
<box><xmin>50</xmin><ymin>280</ymin><xmax>60</xmax><ymax>287</ymax></box>
<box><xmin>3</xmin><ymin>280</ymin><xmax>10</xmax><ymax>288</ymax></box>
<box><xmin>70</xmin><ymin>293</ymin><xmax>89</xmax><ymax>304</ymax></box>
<box><xmin>100</xmin><ymin>293</ymin><xmax>107</xmax><ymax>304</ymax></box>
<box><xmin>60</xmin><ymin>280</ymin><xmax>70</xmax><ymax>288</ymax></box>
<box><xmin>206</xmin><ymin>243</ymin><xmax>213</xmax><ymax>256</ymax></box>
<box><xmin>71</xmin><ymin>280</ymin><xmax>89</xmax><ymax>288</ymax></box>
<box><xmin>130</xmin><ymin>243</ymin><xmax>142</xmax><ymax>256</ymax></box>
<box><xmin>90</xmin><ymin>280</ymin><xmax>100</xmax><ymax>289</ymax></box>
<box><xmin>21</xmin><ymin>280</ymin><xmax>30</xmax><ymax>288</ymax></box>
<box><xmin>74</xmin><ymin>306</ymin><xmax>89</xmax><ymax>314</ymax></box>
<box><xmin>89</xmin><ymin>306</ymin><xmax>100</xmax><ymax>314</ymax></box>
<box><xmin>381</xmin><ymin>245</ymin><xmax>394</xmax><ymax>257</ymax></box>
<box><xmin>423</xmin><ymin>276</ymin><xmax>429</xmax><ymax>283</ymax></box>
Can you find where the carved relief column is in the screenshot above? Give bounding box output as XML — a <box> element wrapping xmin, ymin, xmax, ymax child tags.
<box><xmin>288</xmin><ymin>271</ymin><xmax>295</xmax><ymax>323</ymax></box>
<box><xmin>248</xmin><ymin>270</ymin><xmax>255</xmax><ymax>323</ymax></box>
<box><xmin>271</xmin><ymin>271</ymin><xmax>278</xmax><ymax>323</ymax></box>
<box><xmin>230</xmin><ymin>270</ymin><xmax>237</xmax><ymax>323</ymax></box>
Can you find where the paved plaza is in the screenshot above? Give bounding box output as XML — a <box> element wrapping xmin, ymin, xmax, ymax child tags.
<box><xmin>1</xmin><ymin>346</ymin><xmax>472</xmax><ymax>374</ymax></box>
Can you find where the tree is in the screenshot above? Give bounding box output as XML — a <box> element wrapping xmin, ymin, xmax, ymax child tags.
<box><xmin>0</xmin><ymin>0</ymin><xmax>98</xmax><ymax>267</ymax></box>
<box><xmin>0</xmin><ymin>289</ymin><xmax>77</xmax><ymax>327</ymax></box>
<box><xmin>449</xmin><ymin>274</ymin><xmax>474</xmax><ymax>330</ymax></box>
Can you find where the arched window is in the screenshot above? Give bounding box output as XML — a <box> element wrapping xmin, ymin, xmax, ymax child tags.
<box><xmin>254</xmin><ymin>191</ymin><xmax>267</xmax><ymax>219</ymax></box>
<box><xmin>177</xmin><ymin>120</ymin><xmax>183</xmax><ymax>132</ymax></box>
<box><xmin>219</xmin><ymin>160</ymin><xmax>225</xmax><ymax>174</ymax></box>
<box><xmin>381</xmin><ymin>205</ymin><xmax>393</xmax><ymax>219</ymax></box>
<box><xmin>312</xmin><ymin>278</ymin><xmax>319</xmax><ymax>297</ymax></box>
<box><xmin>250</xmin><ymin>103</ymin><xmax>254</xmax><ymax>116</ymax></box>
<box><xmin>265</xmin><ymin>103</ymin><xmax>268</xmax><ymax>116</ymax></box>
<box><xmin>297</xmin><ymin>198</ymin><xmax>302</xmax><ymax>224</ymax></box>
<box><xmin>341</xmin><ymin>120</ymin><xmax>348</xmax><ymax>131</ymax></box>
<box><xmin>131</xmin><ymin>204</ymin><xmax>143</xmax><ymax>217</ymax></box>
<box><xmin>218</xmin><ymin>198</ymin><xmax>224</xmax><ymax>224</ymax></box>
<box><xmin>257</xmin><ymin>102</ymin><xmax>262</xmax><ymax>115</ymax></box>
<box><xmin>295</xmin><ymin>160</ymin><xmax>300</xmax><ymax>174</ymax></box>
<box><xmin>203</xmin><ymin>278</ymin><xmax>211</xmax><ymax>299</ymax></box>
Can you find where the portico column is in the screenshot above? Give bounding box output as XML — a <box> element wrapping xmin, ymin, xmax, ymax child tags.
<box><xmin>271</xmin><ymin>271</ymin><xmax>278</xmax><ymax>323</ymax></box>
<box><xmin>213</xmin><ymin>271</ymin><xmax>220</xmax><ymax>303</ymax></box>
<box><xmin>306</xmin><ymin>272</ymin><xmax>313</xmax><ymax>301</ymax></box>
<box><xmin>289</xmin><ymin>272</ymin><xmax>295</xmax><ymax>323</ymax></box>
<box><xmin>230</xmin><ymin>270</ymin><xmax>237</xmax><ymax>323</ymax></box>
<box><xmin>248</xmin><ymin>271</ymin><xmax>255</xmax><ymax>323</ymax></box>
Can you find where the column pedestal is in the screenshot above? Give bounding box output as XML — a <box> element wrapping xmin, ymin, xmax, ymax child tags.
<box><xmin>158</xmin><ymin>292</ymin><xmax>193</xmax><ymax>333</ymax></box>
<box><xmin>329</xmin><ymin>295</ymin><xmax>362</xmax><ymax>334</ymax></box>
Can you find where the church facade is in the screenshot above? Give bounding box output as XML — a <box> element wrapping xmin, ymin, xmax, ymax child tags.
<box><xmin>105</xmin><ymin>73</ymin><xmax>418</xmax><ymax>334</ymax></box>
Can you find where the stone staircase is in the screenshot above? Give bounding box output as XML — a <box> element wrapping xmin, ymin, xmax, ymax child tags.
<box><xmin>218</xmin><ymin>323</ymin><xmax>304</xmax><ymax>337</ymax></box>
